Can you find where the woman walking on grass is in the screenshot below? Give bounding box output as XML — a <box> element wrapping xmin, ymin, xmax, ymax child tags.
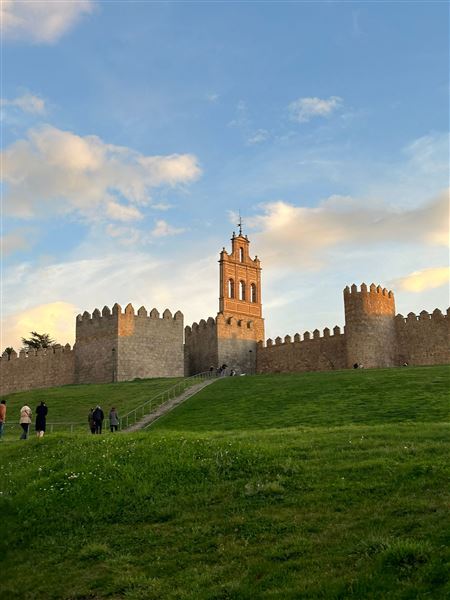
<box><xmin>19</xmin><ymin>405</ymin><xmax>32</xmax><ymax>439</ymax></box>
<box><xmin>35</xmin><ymin>401</ymin><xmax>48</xmax><ymax>438</ymax></box>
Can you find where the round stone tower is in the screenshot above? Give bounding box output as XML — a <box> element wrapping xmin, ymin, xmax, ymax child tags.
<box><xmin>344</xmin><ymin>283</ymin><xmax>397</xmax><ymax>369</ymax></box>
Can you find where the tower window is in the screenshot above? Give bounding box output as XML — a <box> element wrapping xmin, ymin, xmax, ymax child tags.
<box><xmin>239</xmin><ymin>247</ymin><xmax>244</xmax><ymax>262</ymax></box>
<box><xmin>251</xmin><ymin>283</ymin><xmax>257</xmax><ymax>303</ymax></box>
<box><xmin>239</xmin><ymin>281</ymin><xmax>246</xmax><ymax>301</ymax></box>
<box><xmin>228</xmin><ymin>279</ymin><xmax>235</xmax><ymax>299</ymax></box>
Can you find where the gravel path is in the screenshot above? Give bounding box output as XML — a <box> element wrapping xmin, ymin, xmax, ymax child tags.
<box><xmin>124</xmin><ymin>378</ymin><xmax>217</xmax><ymax>432</ymax></box>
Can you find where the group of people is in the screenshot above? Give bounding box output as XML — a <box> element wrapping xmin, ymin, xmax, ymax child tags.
<box><xmin>88</xmin><ymin>406</ymin><xmax>120</xmax><ymax>434</ymax></box>
<box><xmin>210</xmin><ymin>364</ymin><xmax>237</xmax><ymax>377</ymax></box>
<box><xmin>0</xmin><ymin>399</ymin><xmax>120</xmax><ymax>439</ymax></box>
<box><xmin>0</xmin><ymin>400</ymin><xmax>49</xmax><ymax>440</ymax></box>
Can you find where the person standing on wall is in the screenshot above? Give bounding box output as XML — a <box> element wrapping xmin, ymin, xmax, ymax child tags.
<box><xmin>109</xmin><ymin>407</ymin><xmax>119</xmax><ymax>432</ymax></box>
<box><xmin>0</xmin><ymin>400</ymin><xmax>6</xmax><ymax>440</ymax></box>
<box><xmin>93</xmin><ymin>405</ymin><xmax>104</xmax><ymax>434</ymax></box>
<box><xmin>35</xmin><ymin>401</ymin><xmax>48</xmax><ymax>438</ymax></box>
<box><xmin>19</xmin><ymin>405</ymin><xmax>32</xmax><ymax>440</ymax></box>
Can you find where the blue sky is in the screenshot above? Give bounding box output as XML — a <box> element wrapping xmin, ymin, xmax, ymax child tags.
<box><xmin>2</xmin><ymin>1</ymin><xmax>449</xmax><ymax>349</ymax></box>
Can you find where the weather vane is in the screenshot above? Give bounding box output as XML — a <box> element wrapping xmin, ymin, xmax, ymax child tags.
<box><xmin>237</xmin><ymin>210</ymin><xmax>243</xmax><ymax>236</ymax></box>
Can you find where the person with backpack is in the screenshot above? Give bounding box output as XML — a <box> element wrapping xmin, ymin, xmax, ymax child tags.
<box><xmin>92</xmin><ymin>406</ymin><xmax>104</xmax><ymax>434</ymax></box>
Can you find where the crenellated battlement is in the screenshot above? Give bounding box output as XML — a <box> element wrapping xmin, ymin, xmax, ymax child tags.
<box><xmin>395</xmin><ymin>308</ymin><xmax>448</xmax><ymax>324</ymax></box>
<box><xmin>344</xmin><ymin>282</ymin><xmax>394</xmax><ymax>299</ymax></box>
<box><xmin>261</xmin><ymin>325</ymin><xmax>343</xmax><ymax>348</ymax></box>
<box><xmin>76</xmin><ymin>304</ymin><xmax>183</xmax><ymax>326</ymax></box>
<box><xmin>1</xmin><ymin>343</ymin><xmax>73</xmax><ymax>362</ymax></box>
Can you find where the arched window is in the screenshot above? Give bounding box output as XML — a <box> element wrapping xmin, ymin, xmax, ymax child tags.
<box><xmin>239</xmin><ymin>281</ymin><xmax>246</xmax><ymax>301</ymax></box>
<box><xmin>251</xmin><ymin>283</ymin><xmax>257</xmax><ymax>303</ymax></box>
<box><xmin>239</xmin><ymin>247</ymin><xmax>244</xmax><ymax>262</ymax></box>
<box><xmin>228</xmin><ymin>279</ymin><xmax>235</xmax><ymax>299</ymax></box>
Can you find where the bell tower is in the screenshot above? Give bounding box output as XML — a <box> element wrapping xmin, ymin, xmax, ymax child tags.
<box><xmin>184</xmin><ymin>219</ymin><xmax>265</xmax><ymax>375</ymax></box>
<box><xmin>218</xmin><ymin>230</ymin><xmax>264</xmax><ymax>339</ymax></box>
<box><xmin>215</xmin><ymin>221</ymin><xmax>265</xmax><ymax>372</ymax></box>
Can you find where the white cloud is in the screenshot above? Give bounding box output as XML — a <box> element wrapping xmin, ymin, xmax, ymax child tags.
<box><xmin>2</xmin><ymin>124</ymin><xmax>202</xmax><ymax>221</ymax></box>
<box><xmin>206</xmin><ymin>93</ymin><xmax>219</xmax><ymax>103</ymax></box>
<box><xmin>289</xmin><ymin>96</ymin><xmax>343</xmax><ymax>123</ymax></box>
<box><xmin>1</xmin><ymin>251</ymin><xmax>218</xmax><ymax>349</ymax></box>
<box><xmin>106</xmin><ymin>202</ymin><xmax>143</xmax><ymax>222</ymax></box>
<box><xmin>1</xmin><ymin>93</ymin><xmax>46</xmax><ymax>114</ymax></box>
<box><xmin>249</xmin><ymin>189</ymin><xmax>448</xmax><ymax>270</ymax></box>
<box><xmin>1</xmin><ymin>0</ymin><xmax>95</xmax><ymax>44</ymax></box>
<box><xmin>2</xmin><ymin>302</ymin><xmax>79</xmax><ymax>350</ymax></box>
<box><xmin>392</xmin><ymin>267</ymin><xmax>450</xmax><ymax>293</ymax></box>
<box><xmin>151</xmin><ymin>220</ymin><xmax>185</xmax><ymax>238</ymax></box>
<box><xmin>247</xmin><ymin>129</ymin><xmax>270</xmax><ymax>145</ymax></box>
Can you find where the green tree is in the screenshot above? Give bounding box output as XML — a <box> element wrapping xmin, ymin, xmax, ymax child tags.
<box><xmin>21</xmin><ymin>332</ymin><xmax>56</xmax><ymax>351</ymax></box>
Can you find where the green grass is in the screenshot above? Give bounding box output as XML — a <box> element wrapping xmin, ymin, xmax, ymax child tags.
<box><xmin>1</xmin><ymin>365</ymin><xmax>449</xmax><ymax>599</ymax></box>
<box><xmin>1</xmin><ymin>377</ymin><xmax>183</xmax><ymax>438</ymax></box>
<box><xmin>152</xmin><ymin>366</ymin><xmax>450</xmax><ymax>431</ymax></box>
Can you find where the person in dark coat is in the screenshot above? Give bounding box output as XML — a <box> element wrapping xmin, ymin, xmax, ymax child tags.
<box><xmin>88</xmin><ymin>408</ymin><xmax>96</xmax><ymax>434</ymax></box>
<box><xmin>92</xmin><ymin>406</ymin><xmax>104</xmax><ymax>434</ymax></box>
<box><xmin>35</xmin><ymin>401</ymin><xmax>48</xmax><ymax>438</ymax></box>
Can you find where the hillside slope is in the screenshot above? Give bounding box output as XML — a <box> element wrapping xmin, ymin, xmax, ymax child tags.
<box><xmin>1</xmin><ymin>366</ymin><xmax>449</xmax><ymax>599</ymax></box>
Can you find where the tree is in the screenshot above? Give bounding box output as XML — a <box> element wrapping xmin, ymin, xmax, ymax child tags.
<box><xmin>21</xmin><ymin>332</ymin><xmax>56</xmax><ymax>351</ymax></box>
<box><xmin>3</xmin><ymin>347</ymin><xmax>15</xmax><ymax>357</ymax></box>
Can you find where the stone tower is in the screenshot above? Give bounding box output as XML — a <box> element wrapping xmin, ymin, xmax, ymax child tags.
<box><xmin>216</xmin><ymin>229</ymin><xmax>265</xmax><ymax>372</ymax></box>
<box><xmin>344</xmin><ymin>283</ymin><xmax>397</xmax><ymax>368</ymax></box>
<box><xmin>184</xmin><ymin>227</ymin><xmax>265</xmax><ymax>375</ymax></box>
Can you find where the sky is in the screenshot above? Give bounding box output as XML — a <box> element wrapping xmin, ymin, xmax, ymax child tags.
<box><xmin>1</xmin><ymin>0</ymin><xmax>449</xmax><ymax>350</ymax></box>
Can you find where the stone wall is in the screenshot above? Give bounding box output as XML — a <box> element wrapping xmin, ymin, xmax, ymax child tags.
<box><xmin>0</xmin><ymin>345</ymin><xmax>75</xmax><ymax>395</ymax></box>
<box><xmin>344</xmin><ymin>283</ymin><xmax>397</xmax><ymax>368</ymax></box>
<box><xmin>395</xmin><ymin>309</ymin><xmax>450</xmax><ymax>366</ymax></box>
<box><xmin>184</xmin><ymin>317</ymin><xmax>218</xmax><ymax>375</ymax></box>
<box><xmin>256</xmin><ymin>327</ymin><xmax>346</xmax><ymax>374</ymax></box>
<box><xmin>216</xmin><ymin>313</ymin><xmax>261</xmax><ymax>373</ymax></box>
<box><xmin>117</xmin><ymin>305</ymin><xmax>184</xmax><ymax>379</ymax></box>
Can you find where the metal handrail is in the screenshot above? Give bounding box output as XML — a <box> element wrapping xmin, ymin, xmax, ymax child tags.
<box><xmin>119</xmin><ymin>370</ymin><xmax>217</xmax><ymax>430</ymax></box>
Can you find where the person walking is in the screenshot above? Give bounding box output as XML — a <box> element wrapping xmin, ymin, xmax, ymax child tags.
<box><xmin>92</xmin><ymin>405</ymin><xmax>104</xmax><ymax>434</ymax></box>
<box><xmin>88</xmin><ymin>408</ymin><xmax>96</xmax><ymax>434</ymax></box>
<box><xmin>35</xmin><ymin>401</ymin><xmax>48</xmax><ymax>438</ymax></box>
<box><xmin>109</xmin><ymin>407</ymin><xmax>119</xmax><ymax>432</ymax></box>
<box><xmin>19</xmin><ymin>405</ymin><xmax>32</xmax><ymax>440</ymax></box>
<box><xmin>0</xmin><ymin>400</ymin><xmax>6</xmax><ymax>440</ymax></box>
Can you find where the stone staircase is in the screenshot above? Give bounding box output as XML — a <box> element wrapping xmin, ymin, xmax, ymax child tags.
<box><xmin>124</xmin><ymin>378</ymin><xmax>217</xmax><ymax>432</ymax></box>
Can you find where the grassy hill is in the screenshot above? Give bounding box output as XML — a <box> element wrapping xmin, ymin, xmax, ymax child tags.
<box><xmin>1</xmin><ymin>366</ymin><xmax>449</xmax><ymax>599</ymax></box>
<box><xmin>1</xmin><ymin>377</ymin><xmax>184</xmax><ymax>438</ymax></box>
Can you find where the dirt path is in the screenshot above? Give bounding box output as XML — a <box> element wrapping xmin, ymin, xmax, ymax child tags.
<box><xmin>124</xmin><ymin>378</ymin><xmax>217</xmax><ymax>432</ymax></box>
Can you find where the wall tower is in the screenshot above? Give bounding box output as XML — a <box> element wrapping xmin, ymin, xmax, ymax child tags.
<box><xmin>344</xmin><ymin>283</ymin><xmax>397</xmax><ymax>368</ymax></box>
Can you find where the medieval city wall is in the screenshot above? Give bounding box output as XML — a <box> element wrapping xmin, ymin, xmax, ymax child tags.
<box><xmin>185</xmin><ymin>318</ymin><xmax>218</xmax><ymax>375</ymax></box>
<box><xmin>256</xmin><ymin>327</ymin><xmax>346</xmax><ymax>374</ymax></box>
<box><xmin>395</xmin><ymin>309</ymin><xmax>449</xmax><ymax>366</ymax></box>
<box><xmin>116</xmin><ymin>305</ymin><xmax>184</xmax><ymax>380</ymax></box>
<box><xmin>0</xmin><ymin>345</ymin><xmax>75</xmax><ymax>396</ymax></box>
